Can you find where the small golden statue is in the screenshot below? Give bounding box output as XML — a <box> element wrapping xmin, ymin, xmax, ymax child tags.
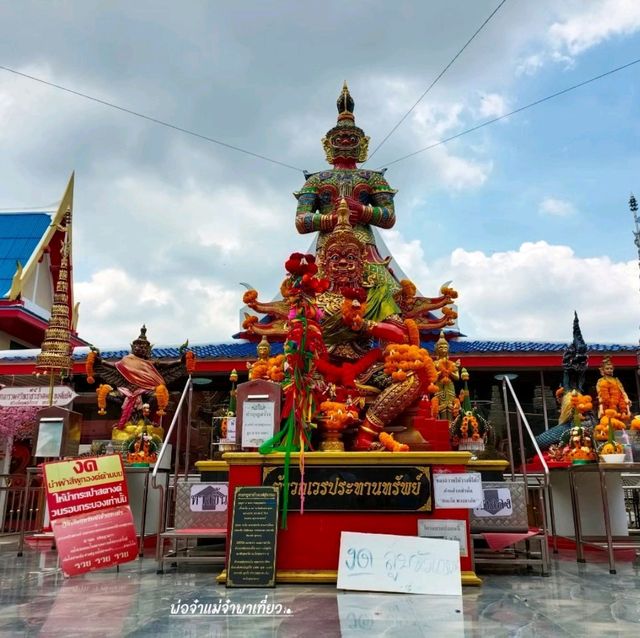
<box><xmin>431</xmin><ymin>331</ymin><xmax>461</xmax><ymax>423</ymax></box>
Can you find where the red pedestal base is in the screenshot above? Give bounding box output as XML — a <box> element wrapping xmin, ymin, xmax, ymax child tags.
<box><xmin>221</xmin><ymin>451</ymin><xmax>481</xmax><ymax>586</ymax></box>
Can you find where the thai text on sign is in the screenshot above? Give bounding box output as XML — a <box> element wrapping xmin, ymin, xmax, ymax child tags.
<box><xmin>0</xmin><ymin>385</ymin><xmax>77</xmax><ymax>407</ymax></box>
<box><xmin>433</xmin><ymin>472</ymin><xmax>483</xmax><ymax>509</ymax></box>
<box><xmin>337</xmin><ymin>531</ymin><xmax>462</xmax><ymax>596</ymax></box>
<box><xmin>241</xmin><ymin>401</ymin><xmax>275</xmax><ymax>448</ymax></box>
<box><xmin>43</xmin><ymin>455</ymin><xmax>138</xmax><ymax>576</ymax></box>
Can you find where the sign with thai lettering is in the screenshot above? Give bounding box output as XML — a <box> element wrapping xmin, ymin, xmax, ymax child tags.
<box><xmin>43</xmin><ymin>455</ymin><xmax>138</xmax><ymax>576</ymax></box>
<box><xmin>262</xmin><ymin>465</ymin><xmax>431</xmax><ymax>512</ymax></box>
<box><xmin>0</xmin><ymin>385</ymin><xmax>77</xmax><ymax>407</ymax></box>
<box><xmin>337</xmin><ymin>531</ymin><xmax>462</xmax><ymax>596</ymax></box>
<box><xmin>433</xmin><ymin>472</ymin><xmax>483</xmax><ymax>509</ymax></box>
<box><xmin>189</xmin><ymin>482</ymin><xmax>228</xmax><ymax>513</ymax></box>
<box><xmin>241</xmin><ymin>401</ymin><xmax>275</xmax><ymax>448</ymax></box>
<box><xmin>417</xmin><ymin>519</ymin><xmax>468</xmax><ymax>557</ymax></box>
<box><xmin>227</xmin><ymin>486</ymin><xmax>279</xmax><ymax>588</ymax></box>
<box><xmin>473</xmin><ymin>486</ymin><xmax>513</xmax><ymax>517</ymax></box>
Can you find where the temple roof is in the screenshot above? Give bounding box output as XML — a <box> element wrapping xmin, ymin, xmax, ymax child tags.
<box><xmin>0</xmin><ymin>212</ymin><xmax>53</xmax><ymax>297</ymax></box>
<box><xmin>0</xmin><ymin>339</ymin><xmax>635</xmax><ymax>363</ymax></box>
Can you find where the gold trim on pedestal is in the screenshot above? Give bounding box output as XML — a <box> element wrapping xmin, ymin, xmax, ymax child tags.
<box><xmin>222</xmin><ymin>451</ymin><xmax>473</xmax><ymax>466</ymax></box>
<box><xmin>467</xmin><ymin>459</ymin><xmax>510</xmax><ymax>472</ymax></box>
<box><xmin>461</xmin><ymin>571</ymin><xmax>482</xmax><ymax>586</ymax></box>
<box><xmin>194</xmin><ymin>460</ymin><xmax>229</xmax><ymax>472</ymax></box>
<box><xmin>217</xmin><ymin>568</ymin><xmax>482</xmax><ymax>586</ymax></box>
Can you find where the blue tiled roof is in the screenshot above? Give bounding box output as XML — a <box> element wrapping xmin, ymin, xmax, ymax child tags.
<box><xmin>0</xmin><ymin>212</ymin><xmax>52</xmax><ymax>297</ymax></box>
<box><xmin>0</xmin><ymin>339</ymin><xmax>635</xmax><ymax>363</ymax></box>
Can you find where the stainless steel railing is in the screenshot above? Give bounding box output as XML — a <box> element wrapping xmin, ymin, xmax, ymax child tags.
<box><xmin>151</xmin><ymin>376</ymin><xmax>192</xmax><ymax>561</ymax></box>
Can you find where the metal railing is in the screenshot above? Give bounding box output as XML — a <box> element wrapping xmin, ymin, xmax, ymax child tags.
<box><xmin>151</xmin><ymin>376</ymin><xmax>192</xmax><ymax>562</ymax></box>
<box><xmin>0</xmin><ymin>474</ymin><xmax>45</xmax><ymax>536</ymax></box>
<box><xmin>499</xmin><ymin>375</ymin><xmax>553</xmax><ymax>572</ymax></box>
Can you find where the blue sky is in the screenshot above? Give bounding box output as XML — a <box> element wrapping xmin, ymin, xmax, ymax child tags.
<box><xmin>0</xmin><ymin>0</ymin><xmax>638</xmax><ymax>346</ymax></box>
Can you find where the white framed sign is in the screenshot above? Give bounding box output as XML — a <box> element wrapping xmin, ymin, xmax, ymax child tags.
<box><xmin>34</xmin><ymin>418</ymin><xmax>65</xmax><ymax>458</ymax></box>
<box><xmin>241</xmin><ymin>401</ymin><xmax>275</xmax><ymax>448</ymax></box>
<box><xmin>433</xmin><ymin>472</ymin><xmax>483</xmax><ymax>509</ymax></box>
<box><xmin>0</xmin><ymin>386</ymin><xmax>77</xmax><ymax>407</ymax></box>
<box><xmin>337</xmin><ymin>531</ymin><xmax>462</xmax><ymax>596</ymax></box>
<box><xmin>418</xmin><ymin>519</ymin><xmax>468</xmax><ymax>557</ymax></box>
<box><xmin>473</xmin><ymin>486</ymin><xmax>514</xmax><ymax>518</ymax></box>
<box><xmin>189</xmin><ymin>483</ymin><xmax>228</xmax><ymax>513</ymax></box>
<box><xmin>220</xmin><ymin>416</ymin><xmax>236</xmax><ymax>444</ymax></box>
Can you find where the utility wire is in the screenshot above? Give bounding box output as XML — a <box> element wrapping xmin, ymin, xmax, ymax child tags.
<box><xmin>380</xmin><ymin>57</ymin><xmax>640</xmax><ymax>168</ymax></box>
<box><xmin>366</xmin><ymin>0</ymin><xmax>508</xmax><ymax>162</ymax></box>
<box><xmin>0</xmin><ymin>65</ymin><xmax>304</xmax><ymax>173</ymax></box>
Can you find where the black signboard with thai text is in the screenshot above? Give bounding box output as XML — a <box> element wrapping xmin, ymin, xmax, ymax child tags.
<box><xmin>227</xmin><ymin>486</ymin><xmax>279</xmax><ymax>588</ymax></box>
<box><xmin>262</xmin><ymin>465</ymin><xmax>431</xmax><ymax>512</ymax></box>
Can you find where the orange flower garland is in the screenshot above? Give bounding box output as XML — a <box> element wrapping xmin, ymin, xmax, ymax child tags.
<box><xmin>249</xmin><ymin>354</ymin><xmax>286</xmax><ymax>382</ymax></box>
<box><xmin>403</xmin><ymin>318</ymin><xmax>420</xmax><ymax>347</ymax></box>
<box><xmin>319</xmin><ymin>400</ymin><xmax>358</xmax><ymax>430</ymax></box>
<box><xmin>598</xmin><ymin>377</ymin><xmax>629</xmax><ymax>417</ymax></box>
<box><xmin>155</xmin><ymin>384</ymin><xmax>169</xmax><ymax>416</ymax></box>
<box><xmin>185</xmin><ymin>350</ymin><xmax>196</xmax><ymax>375</ymax></box>
<box><xmin>85</xmin><ymin>350</ymin><xmax>97</xmax><ymax>384</ymax></box>
<box><xmin>382</xmin><ymin>344</ymin><xmax>436</xmax><ymax>384</ymax></box>
<box><xmin>379</xmin><ymin>431</ymin><xmax>409</xmax><ymax>452</ymax></box>
<box><xmin>242</xmin><ymin>289</ymin><xmax>258</xmax><ymax>304</ymax></box>
<box><xmin>96</xmin><ymin>384</ymin><xmax>113</xmax><ymax>415</ymax></box>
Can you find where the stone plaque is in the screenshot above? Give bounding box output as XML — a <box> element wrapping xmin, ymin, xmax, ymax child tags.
<box><xmin>227</xmin><ymin>486</ymin><xmax>279</xmax><ymax>588</ymax></box>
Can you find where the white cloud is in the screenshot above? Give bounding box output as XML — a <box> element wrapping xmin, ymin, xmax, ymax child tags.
<box><xmin>75</xmin><ymin>268</ymin><xmax>241</xmax><ymax>348</ymax></box>
<box><xmin>516</xmin><ymin>54</ymin><xmax>545</xmax><ymax>77</ymax></box>
<box><xmin>477</xmin><ymin>93</ymin><xmax>508</xmax><ymax>119</ymax></box>
<box><xmin>549</xmin><ymin>0</ymin><xmax>640</xmax><ymax>55</ymax></box>
<box><xmin>385</xmin><ymin>236</ymin><xmax>639</xmax><ymax>343</ymax></box>
<box><xmin>539</xmin><ymin>197</ymin><xmax>576</xmax><ymax>217</ymax></box>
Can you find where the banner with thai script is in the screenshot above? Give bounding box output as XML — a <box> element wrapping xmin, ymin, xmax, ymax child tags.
<box><xmin>263</xmin><ymin>465</ymin><xmax>431</xmax><ymax>512</ymax></box>
<box><xmin>43</xmin><ymin>455</ymin><xmax>138</xmax><ymax>576</ymax></box>
<box><xmin>0</xmin><ymin>385</ymin><xmax>77</xmax><ymax>407</ymax></box>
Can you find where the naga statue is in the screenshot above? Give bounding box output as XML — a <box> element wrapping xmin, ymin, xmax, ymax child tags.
<box><xmin>240</xmin><ymin>85</ymin><xmax>461</xmax><ymax>450</ymax></box>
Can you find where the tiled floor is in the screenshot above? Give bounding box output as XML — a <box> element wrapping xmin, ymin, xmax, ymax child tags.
<box><xmin>1</xmin><ymin>541</ymin><xmax>640</xmax><ymax>637</ymax></box>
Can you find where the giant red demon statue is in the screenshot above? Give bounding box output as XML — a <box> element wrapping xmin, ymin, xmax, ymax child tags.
<box><xmin>242</xmin><ymin>85</ymin><xmax>460</xmax><ymax>452</ymax></box>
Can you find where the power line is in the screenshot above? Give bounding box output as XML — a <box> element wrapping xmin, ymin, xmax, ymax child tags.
<box><xmin>366</xmin><ymin>0</ymin><xmax>508</xmax><ymax>163</ymax></box>
<box><xmin>380</xmin><ymin>57</ymin><xmax>640</xmax><ymax>168</ymax></box>
<box><xmin>0</xmin><ymin>65</ymin><xmax>304</xmax><ymax>173</ymax></box>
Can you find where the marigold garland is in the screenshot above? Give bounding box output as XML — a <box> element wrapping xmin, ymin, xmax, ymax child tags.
<box><xmin>404</xmin><ymin>318</ymin><xmax>420</xmax><ymax>347</ymax></box>
<box><xmin>382</xmin><ymin>343</ymin><xmax>436</xmax><ymax>384</ymax></box>
<box><xmin>379</xmin><ymin>431</ymin><xmax>409</xmax><ymax>452</ymax></box>
<box><xmin>185</xmin><ymin>350</ymin><xmax>196</xmax><ymax>375</ymax></box>
<box><xmin>97</xmin><ymin>384</ymin><xmax>113</xmax><ymax>415</ymax></box>
<box><xmin>85</xmin><ymin>350</ymin><xmax>97</xmax><ymax>384</ymax></box>
<box><xmin>155</xmin><ymin>384</ymin><xmax>169</xmax><ymax>415</ymax></box>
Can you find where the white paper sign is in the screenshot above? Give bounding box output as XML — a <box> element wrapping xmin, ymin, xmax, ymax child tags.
<box><xmin>0</xmin><ymin>386</ymin><xmax>77</xmax><ymax>407</ymax></box>
<box><xmin>418</xmin><ymin>519</ymin><xmax>468</xmax><ymax>557</ymax></box>
<box><xmin>189</xmin><ymin>483</ymin><xmax>228</xmax><ymax>512</ymax></box>
<box><xmin>220</xmin><ymin>416</ymin><xmax>236</xmax><ymax>444</ymax></box>
<box><xmin>241</xmin><ymin>401</ymin><xmax>275</xmax><ymax>448</ymax></box>
<box><xmin>337</xmin><ymin>531</ymin><xmax>462</xmax><ymax>596</ymax></box>
<box><xmin>433</xmin><ymin>472</ymin><xmax>483</xmax><ymax>509</ymax></box>
<box><xmin>473</xmin><ymin>486</ymin><xmax>513</xmax><ymax>518</ymax></box>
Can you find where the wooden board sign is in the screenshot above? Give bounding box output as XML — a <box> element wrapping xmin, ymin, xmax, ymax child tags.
<box><xmin>337</xmin><ymin>531</ymin><xmax>462</xmax><ymax>596</ymax></box>
<box><xmin>227</xmin><ymin>486</ymin><xmax>279</xmax><ymax>588</ymax></box>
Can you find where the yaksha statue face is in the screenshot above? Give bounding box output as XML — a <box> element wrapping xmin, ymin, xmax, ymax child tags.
<box><xmin>323</xmin><ymin>240</ymin><xmax>365</xmax><ymax>289</ymax></box>
<box><xmin>322</xmin><ymin>83</ymin><xmax>369</xmax><ymax>164</ymax></box>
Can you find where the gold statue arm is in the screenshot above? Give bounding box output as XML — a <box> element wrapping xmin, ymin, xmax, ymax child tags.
<box><xmin>295</xmin><ymin>177</ymin><xmax>337</xmax><ymax>234</ymax></box>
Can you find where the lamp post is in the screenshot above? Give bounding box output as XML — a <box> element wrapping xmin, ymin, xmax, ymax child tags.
<box><xmin>631</xmin><ymin>195</ymin><xmax>640</xmax><ymax>389</ymax></box>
